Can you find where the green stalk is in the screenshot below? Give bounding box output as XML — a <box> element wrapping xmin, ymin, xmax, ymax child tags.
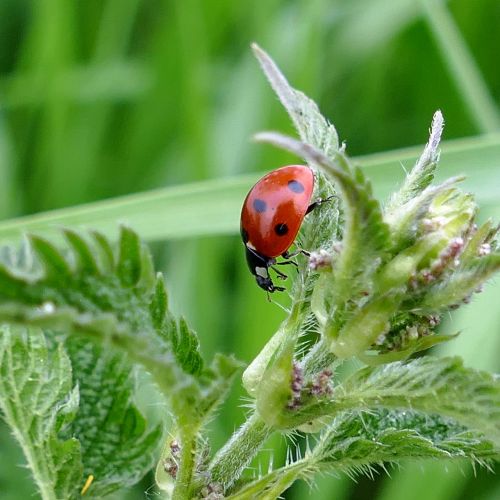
<box><xmin>1</xmin><ymin>383</ymin><xmax>57</xmax><ymax>500</ymax></box>
<box><xmin>226</xmin><ymin>462</ymin><xmax>306</xmax><ymax>499</ymax></box>
<box><xmin>172</xmin><ymin>430</ymin><xmax>197</xmax><ymax>500</ymax></box>
<box><xmin>209</xmin><ymin>411</ymin><xmax>272</xmax><ymax>491</ymax></box>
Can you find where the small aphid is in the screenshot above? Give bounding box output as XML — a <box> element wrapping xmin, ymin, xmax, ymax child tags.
<box><xmin>170</xmin><ymin>439</ymin><xmax>181</xmax><ymax>458</ymax></box>
<box><xmin>308</xmin><ymin>249</ymin><xmax>332</xmax><ymax>270</ymax></box>
<box><xmin>479</xmin><ymin>243</ymin><xmax>491</xmax><ymax>256</ymax></box>
<box><xmin>163</xmin><ymin>458</ymin><xmax>178</xmax><ymax>478</ymax></box>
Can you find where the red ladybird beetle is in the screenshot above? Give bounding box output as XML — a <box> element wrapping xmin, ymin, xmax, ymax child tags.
<box><xmin>240</xmin><ymin>165</ymin><xmax>319</xmax><ymax>293</ymax></box>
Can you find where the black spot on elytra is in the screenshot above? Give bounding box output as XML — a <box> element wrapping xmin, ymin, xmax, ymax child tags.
<box><xmin>253</xmin><ymin>199</ymin><xmax>267</xmax><ymax>213</ymax></box>
<box><xmin>241</xmin><ymin>227</ymin><xmax>249</xmax><ymax>243</ymax></box>
<box><xmin>288</xmin><ymin>179</ymin><xmax>305</xmax><ymax>193</ymax></box>
<box><xmin>274</xmin><ymin>223</ymin><xmax>289</xmax><ymax>236</ymax></box>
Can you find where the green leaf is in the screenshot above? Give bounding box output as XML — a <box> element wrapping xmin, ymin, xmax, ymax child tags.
<box><xmin>312</xmin><ymin>409</ymin><xmax>499</xmax><ymax>470</ymax></box>
<box><xmin>460</xmin><ymin>220</ymin><xmax>498</xmax><ymax>263</ymax></box>
<box><xmin>29</xmin><ymin>235</ymin><xmax>72</xmax><ymax>280</ymax></box>
<box><xmin>228</xmin><ymin>410</ymin><xmax>498</xmax><ymax>499</ymax></box>
<box><xmin>91</xmin><ymin>230</ymin><xmax>115</xmax><ymax>272</ymax></box>
<box><xmin>63</xmin><ymin>229</ymin><xmax>100</xmax><ymax>275</ymax></box>
<box><xmin>385</xmin><ymin>176</ymin><xmax>464</xmax><ymax>253</ymax></box>
<box><xmin>57</xmin><ymin>338</ymin><xmax>162</xmax><ymax>496</ymax></box>
<box><xmin>171</xmin><ymin>317</ymin><xmax>203</xmax><ymax>376</ymax></box>
<box><xmin>63</xmin><ymin>337</ymin><xmax>162</xmax><ymax>497</ymax></box>
<box><xmin>252</xmin><ymin>43</ymin><xmax>339</xmax><ymax>157</ymax></box>
<box><xmin>422</xmin><ymin>252</ymin><xmax>500</xmax><ymax>311</ymax></box>
<box><xmin>117</xmin><ymin>225</ymin><xmax>142</xmax><ymax>286</ymax></box>
<box><xmin>0</xmin><ymin>227</ymin><xmax>242</xmax><ymax>499</ymax></box>
<box><xmin>150</xmin><ymin>273</ymin><xmax>168</xmax><ymax>331</ymax></box>
<box><xmin>0</xmin><ymin>227</ymin><xmax>240</xmax><ymax>428</ymax></box>
<box><xmin>0</xmin><ymin>326</ymin><xmax>83</xmax><ymax>500</ymax></box>
<box><xmin>281</xmin><ymin>356</ymin><xmax>500</xmax><ymax>443</ymax></box>
<box><xmin>386</xmin><ymin>110</ymin><xmax>444</xmax><ymax>212</ymax></box>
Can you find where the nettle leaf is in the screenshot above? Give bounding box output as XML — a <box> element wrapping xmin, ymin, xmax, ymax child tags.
<box><xmin>460</xmin><ymin>220</ymin><xmax>498</xmax><ymax>263</ymax></box>
<box><xmin>229</xmin><ymin>409</ymin><xmax>498</xmax><ymax>499</ymax></box>
<box><xmin>0</xmin><ymin>227</ymin><xmax>240</xmax><ymax>426</ymax></box>
<box><xmin>312</xmin><ymin>409</ymin><xmax>499</xmax><ymax>471</ymax></box>
<box><xmin>253</xmin><ymin>44</ymin><xmax>342</xmax><ymax>319</ymax></box>
<box><xmin>385</xmin><ymin>176</ymin><xmax>464</xmax><ymax>253</ymax></box>
<box><xmin>282</xmin><ymin>356</ymin><xmax>500</xmax><ymax>443</ymax></box>
<box><xmin>422</xmin><ymin>252</ymin><xmax>500</xmax><ymax>311</ymax></box>
<box><xmin>252</xmin><ymin>43</ymin><xmax>339</xmax><ymax>157</ymax></box>
<box><xmin>386</xmin><ymin>110</ymin><xmax>444</xmax><ymax>212</ymax></box>
<box><xmin>0</xmin><ymin>326</ymin><xmax>83</xmax><ymax>500</ymax></box>
<box><xmin>63</xmin><ymin>338</ymin><xmax>162</xmax><ymax>497</ymax></box>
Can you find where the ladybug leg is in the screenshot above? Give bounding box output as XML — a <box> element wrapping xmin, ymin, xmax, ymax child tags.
<box><xmin>271</xmin><ymin>266</ymin><xmax>288</xmax><ymax>280</ymax></box>
<box><xmin>276</xmin><ymin>258</ymin><xmax>298</xmax><ymax>268</ymax></box>
<box><xmin>282</xmin><ymin>249</ymin><xmax>310</xmax><ymax>259</ymax></box>
<box><xmin>306</xmin><ymin>195</ymin><xmax>337</xmax><ymax>215</ymax></box>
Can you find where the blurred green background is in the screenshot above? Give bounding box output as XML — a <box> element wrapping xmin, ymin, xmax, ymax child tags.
<box><xmin>0</xmin><ymin>0</ymin><xmax>499</xmax><ymax>499</ymax></box>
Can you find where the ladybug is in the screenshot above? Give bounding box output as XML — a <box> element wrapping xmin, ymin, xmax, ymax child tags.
<box><xmin>240</xmin><ymin>165</ymin><xmax>326</xmax><ymax>293</ymax></box>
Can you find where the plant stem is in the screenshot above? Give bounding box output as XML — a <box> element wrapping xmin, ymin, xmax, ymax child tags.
<box><xmin>301</xmin><ymin>337</ymin><xmax>336</xmax><ymax>376</ymax></box>
<box><xmin>226</xmin><ymin>462</ymin><xmax>306</xmax><ymax>499</ymax></box>
<box><xmin>172</xmin><ymin>430</ymin><xmax>197</xmax><ymax>500</ymax></box>
<box><xmin>209</xmin><ymin>411</ymin><xmax>272</xmax><ymax>491</ymax></box>
<box><xmin>7</xmin><ymin>424</ymin><xmax>56</xmax><ymax>500</ymax></box>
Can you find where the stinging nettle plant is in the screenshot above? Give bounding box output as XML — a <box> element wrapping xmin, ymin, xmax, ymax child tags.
<box><xmin>0</xmin><ymin>44</ymin><xmax>499</xmax><ymax>499</ymax></box>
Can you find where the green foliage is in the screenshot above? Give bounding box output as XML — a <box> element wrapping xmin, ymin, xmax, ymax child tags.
<box><xmin>217</xmin><ymin>45</ymin><xmax>500</xmax><ymax>499</ymax></box>
<box><xmin>0</xmin><ymin>227</ymin><xmax>240</xmax><ymax>423</ymax></box>
<box><xmin>252</xmin><ymin>43</ymin><xmax>339</xmax><ymax>158</ymax></box>
<box><xmin>227</xmin><ymin>410</ymin><xmax>498</xmax><ymax>500</ymax></box>
<box><xmin>256</xmin><ymin>79</ymin><xmax>500</xmax><ymax>361</ymax></box>
<box><xmin>64</xmin><ymin>338</ymin><xmax>162</xmax><ymax>497</ymax></box>
<box><xmin>282</xmin><ymin>356</ymin><xmax>500</xmax><ymax>441</ymax></box>
<box><xmin>0</xmin><ymin>326</ymin><xmax>82</xmax><ymax>500</ymax></box>
<box><xmin>386</xmin><ymin>110</ymin><xmax>444</xmax><ymax>213</ymax></box>
<box><xmin>312</xmin><ymin>409</ymin><xmax>499</xmax><ymax>472</ymax></box>
<box><xmin>0</xmin><ymin>15</ymin><xmax>499</xmax><ymax>500</ymax></box>
<box><xmin>0</xmin><ymin>226</ymin><xmax>240</xmax><ymax>498</ymax></box>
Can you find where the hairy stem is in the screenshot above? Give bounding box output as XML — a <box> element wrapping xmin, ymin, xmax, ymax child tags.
<box><xmin>300</xmin><ymin>337</ymin><xmax>336</xmax><ymax>376</ymax></box>
<box><xmin>10</xmin><ymin>428</ymin><xmax>57</xmax><ymax>500</ymax></box>
<box><xmin>209</xmin><ymin>411</ymin><xmax>272</xmax><ymax>491</ymax></box>
<box><xmin>172</xmin><ymin>430</ymin><xmax>197</xmax><ymax>500</ymax></box>
<box><xmin>227</xmin><ymin>462</ymin><xmax>306</xmax><ymax>499</ymax></box>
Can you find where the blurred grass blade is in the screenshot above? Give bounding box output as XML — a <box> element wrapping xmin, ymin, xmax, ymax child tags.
<box><xmin>0</xmin><ymin>176</ymin><xmax>255</xmax><ymax>244</ymax></box>
<box><xmin>421</xmin><ymin>0</ymin><xmax>500</xmax><ymax>133</ymax></box>
<box><xmin>0</xmin><ymin>111</ymin><xmax>19</xmax><ymax>218</ymax></box>
<box><xmin>0</xmin><ymin>61</ymin><xmax>150</xmax><ymax>108</ymax></box>
<box><xmin>0</xmin><ymin>133</ymin><xmax>499</xmax><ymax>244</ymax></box>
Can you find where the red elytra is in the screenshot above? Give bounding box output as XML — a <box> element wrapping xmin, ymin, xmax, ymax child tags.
<box><xmin>240</xmin><ymin>165</ymin><xmax>315</xmax><ymax>293</ymax></box>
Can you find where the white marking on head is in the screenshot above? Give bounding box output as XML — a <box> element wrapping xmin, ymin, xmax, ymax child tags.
<box><xmin>255</xmin><ymin>266</ymin><xmax>269</xmax><ymax>279</ymax></box>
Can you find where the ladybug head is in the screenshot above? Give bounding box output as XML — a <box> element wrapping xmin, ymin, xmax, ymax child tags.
<box><xmin>255</xmin><ymin>274</ymin><xmax>285</xmax><ymax>293</ymax></box>
<box><xmin>244</xmin><ymin>246</ymin><xmax>285</xmax><ymax>293</ymax></box>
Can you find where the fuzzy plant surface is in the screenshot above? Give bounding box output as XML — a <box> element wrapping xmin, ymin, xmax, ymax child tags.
<box><xmin>0</xmin><ymin>45</ymin><xmax>499</xmax><ymax>500</ymax></box>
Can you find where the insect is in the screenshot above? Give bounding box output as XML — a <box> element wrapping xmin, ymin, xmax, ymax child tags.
<box><xmin>240</xmin><ymin>165</ymin><xmax>328</xmax><ymax>293</ymax></box>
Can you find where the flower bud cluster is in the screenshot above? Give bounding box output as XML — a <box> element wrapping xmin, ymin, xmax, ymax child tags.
<box><xmin>310</xmin><ymin>113</ymin><xmax>500</xmax><ymax>362</ymax></box>
<box><xmin>287</xmin><ymin>362</ymin><xmax>304</xmax><ymax>410</ymax></box>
